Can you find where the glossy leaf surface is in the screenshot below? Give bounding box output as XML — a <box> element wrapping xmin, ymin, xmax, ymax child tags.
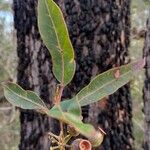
<box><xmin>3</xmin><ymin>82</ymin><xmax>102</xmax><ymax>147</ymax></box>
<box><xmin>38</xmin><ymin>0</ymin><xmax>75</xmax><ymax>86</ymax></box>
<box><xmin>61</xmin><ymin>59</ymin><xmax>145</xmax><ymax>107</ymax></box>
<box><xmin>49</xmin><ymin>105</ymin><xmax>104</xmax><ymax>147</ymax></box>
<box><xmin>3</xmin><ymin>82</ymin><xmax>47</xmax><ymax>110</ymax></box>
<box><xmin>3</xmin><ymin>59</ymin><xmax>144</xmax><ymax>147</ymax></box>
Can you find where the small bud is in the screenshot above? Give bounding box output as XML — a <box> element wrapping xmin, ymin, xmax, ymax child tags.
<box><xmin>67</xmin><ymin>125</ymin><xmax>79</xmax><ymax>137</ymax></box>
<box><xmin>71</xmin><ymin>139</ymin><xmax>92</xmax><ymax>150</ymax></box>
<box><xmin>88</xmin><ymin>127</ymin><xmax>106</xmax><ymax>147</ymax></box>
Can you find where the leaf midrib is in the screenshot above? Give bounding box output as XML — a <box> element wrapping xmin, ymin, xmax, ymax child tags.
<box><xmin>77</xmin><ymin>70</ymin><xmax>132</xmax><ymax>104</ymax></box>
<box><xmin>45</xmin><ymin>0</ymin><xmax>64</xmax><ymax>84</ymax></box>
<box><xmin>5</xmin><ymin>86</ymin><xmax>45</xmax><ymax>109</ymax></box>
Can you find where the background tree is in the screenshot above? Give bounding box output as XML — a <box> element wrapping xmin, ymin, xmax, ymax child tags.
<box><xmin>13</xmin><ymin>0</ymin><xmax>132</xmax><ymax>149</ymax></box>
<box><xmin>0</xmin><ymin>0</ymin><xmax>18</xmax><ymax>148</ymax></box>
<box><xmin>131</xmin><ymin>1</ymin><xmax>149</xmax><ymax>149</ymax></box>
<box><xmin>0</xmin><ymin>0</ymin><xmax>16</xmax><ymax>100</ymax></box>
<box><xmin>143</xmin><ymin>13</ymin><xmax>150</xmax><ymax>150</ymax></box>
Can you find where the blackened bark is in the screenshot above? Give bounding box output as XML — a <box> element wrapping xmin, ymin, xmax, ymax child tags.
<box><xmin>13</xmin><ymin>1</ymin><xmax>59</xmax><ymax>149</ymax></box>
<box><xmin>143</xmin><ymin>16</ymin><xmax>150</xmax><ymax>150</ymax></box>
<box><xmin>13</xmin><ymin>0</ymin><xmax>132</xmax><ymax>150</ymax></box>
<box><xmin>58</xmin><ymin>1</ymin><xmax>133</xmax><ymax>149</ymax></box>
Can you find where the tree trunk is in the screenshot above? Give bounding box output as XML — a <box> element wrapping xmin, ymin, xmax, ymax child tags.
<box><xmin>13</xmin><ymin>0</ymin><xmax>133</xmax><ymax>150</ymax></box>
<box><xmin>13</xmin><ymin>1</ymin><xmax>59</xmax><ymax>149</ymax></box>
<box><xmin>143</xmin><ymin>15</ymin><xmax>150</xmax><ymax>150</ymax></box>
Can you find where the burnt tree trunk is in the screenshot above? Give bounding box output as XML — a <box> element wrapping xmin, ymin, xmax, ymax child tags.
<box><xmin>143</xmin><ymin>15</ymin><xmax>150</xmax><ymax>150</ymax></box>
<box><xmin>13</xmin><ymin>0</ymin><xmax>133</xmax><ymax>150</ymax></box>
<box><xmin>13</xmin><ymin>1</ymin><xmax>59</xmax><ymax>149</ymax></box>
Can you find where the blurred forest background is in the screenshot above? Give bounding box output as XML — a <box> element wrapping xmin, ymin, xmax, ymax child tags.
<box><xmin>0</xmin><ymin>0</ymin><xmax>149</xmax><ymax>149</ymax></box>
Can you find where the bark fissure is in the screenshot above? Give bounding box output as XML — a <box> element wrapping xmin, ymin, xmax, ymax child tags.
<box><xmin>13</xmin><ymin>0</ymin><xmax>133</xmax><ymax>149</ymax></box>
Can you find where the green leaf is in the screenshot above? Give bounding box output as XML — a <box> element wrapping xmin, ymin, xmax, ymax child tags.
<box><xmin>51</xmin><ymin>109</ymin><xmax>94</xmax><ymax>137</ymax></box>
<box><xmin>38</xmin><ymin>0</ymin><xmax>75</xmax><ymax>86</ymax></box>
<box><xmin>3</xmin><ymin>82</ymin><xmax>81</xmax><ymax>117</ymax></box>
<box><xmin>3</xmin><ymin>82</ymin><xmax>103</xmax><ymax>147</ymax></box>
<box><xmin>3</xmin><ymin>82</ymin><xmax>47</xmax><ymax>110</ymax></box>
<box><xmin>53</xmin><ymin>98</ymin><xmax>82</xmax><ymax>118</ymax></box>
<box><xmin>46</xmin><ymin>59</ymin><xmax>144</xmax><ymax>145</ymax></box>
<box><xmin>2</xmin><ymin>59</ymin><xmax>144</xmax><ymax>147</ymax></box>
<box><xmin>77</xmin><ymin>59</ymin><xmax>144</xmax><ymax>106</ymax></box>
<box><xmin>49</xmin><ymin>105</ymin><xmax>104</xmax><ymax>147</ymax></box>
<box><xmin>61</xmin><ymin>59</ymin><xmax>145</xmax><ymax>107</ymax></box>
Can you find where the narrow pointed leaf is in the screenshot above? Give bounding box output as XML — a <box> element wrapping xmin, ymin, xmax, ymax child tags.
<box><xmin>76</xmin><ymin>59</ymin><xmax>145</xmax><ymax>106</ymax></box>
<box><xmin>47</xmin><ymin>59</ymin><xmax>144</xmax><ymax>141</ymax></box>
<box><xmin>3</xmin><ymin>82</ymin><xmax>47</xmax><ymax>110</ymax></box>
<box><xmin>3</xmin><ymin>82</ymin><xmax>102</xmax><ymax>146</ymax></box>
<box><xmin>38</xmin><ymin>0</ymin><xmax>75</xmax><ymax>86</ymax></box>
<box><xmin>59</xmin><ymin>59</ymin><xmax>145</xmax><ymax>107</ymax></box>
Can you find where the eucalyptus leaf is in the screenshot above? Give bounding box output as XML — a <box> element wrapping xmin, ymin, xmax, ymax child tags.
<box><xmin>60</xmin><ymin>59</ymin><xmax>145</xmax><ymax>107</ymax></box>
<box><xmin>3</xmin><ymin>82</ymin><xmax>81</xmax><ymax>117</ymax></box>
<box><xmin>3</xmin><ymin>82</ymin><xmax>102</xmax><ymax>147</ymax></box>
<box><xmin>76</xmin><ymin>61</ymin><xmax>137</xmax><ymax>106</ymax></box>
<box><xmin>2</xmin><ymin>59</ymin><xmax>144</xmax><ymax>147</ymax></box>
<box><xmin>3</xmin><ymin>82</ymin><xmax>48</xmax><ymax>110</ymax></box>
<box><xmin>38</xmin><ymin>0</ymin><xmax>75</xmax><ymax>86</ymax></box>
<box><xmin>49</xmin><ymin>105</ymin><xmax>104</xmax><ymax>147</ymax></box>
<box><xmin>48</xmin><ymin>59</ymin><xmax>144</xmax><ymax>146</ymax></box>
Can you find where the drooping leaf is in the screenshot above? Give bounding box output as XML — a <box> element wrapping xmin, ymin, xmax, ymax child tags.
<box><xmin>49</xmin><ymin>105</ymin><xmax>104</xmax><ymax>147</ymax></box>
<box><xmin>74</xmin><ymin>59</ymin><xmax>145</xmax><ymax>106</ymax></box>
<box><xmin>2</xmin><ymin>58</ymin><xmax>144</xmax><ymax>147</ymax></box>
<box><xmin>3</xmin><ymin>82</ymin><xmax>48</xmax><ymax>110</ymax></box>
<box><xmin>47</xmin><ymin>59</ymin><xmax>144</xmax><ymax>143</ymax></box>
<box><xmin>49</xmin><ymin>107</ymin><xmax>95</xmax><ymax>136</ymax></box>
<box><xmin>38</xmin><ymin>0</ymin><xmax>75</xmax><ymax>86</ymax></box>
<box><xmin>3</xmin><ymin>82</ymin><xmax>103</xmax><ymax>147</ymax></box>
<box><xmin>60</xmin><ymin>59</ymin><xmax>145</xmax><ymax>107</ymax></box>
<box><xmin>3</xmin><ymin>82</ymin><xmax>81</xmax><ymax>117</ymax></box>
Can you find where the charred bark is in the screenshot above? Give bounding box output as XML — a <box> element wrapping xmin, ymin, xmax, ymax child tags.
<box><xmin>13</xmin><ymin>1</ymin><xmax>59</xmax><ymax>149</ymax></box>
<box><xmin>58</xmin><ymin>1</ymin><xmax>133</xmax><ymax>149</ymax></box>
<box><xmin>143</xmin><ymin>16</ymin><xmax>150</xmax><ymax>150</ymax></box>
<box><xmin>13</xmin><ymin>0</ymin><xmax>132</xmax><ymax>150</ymax></box>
